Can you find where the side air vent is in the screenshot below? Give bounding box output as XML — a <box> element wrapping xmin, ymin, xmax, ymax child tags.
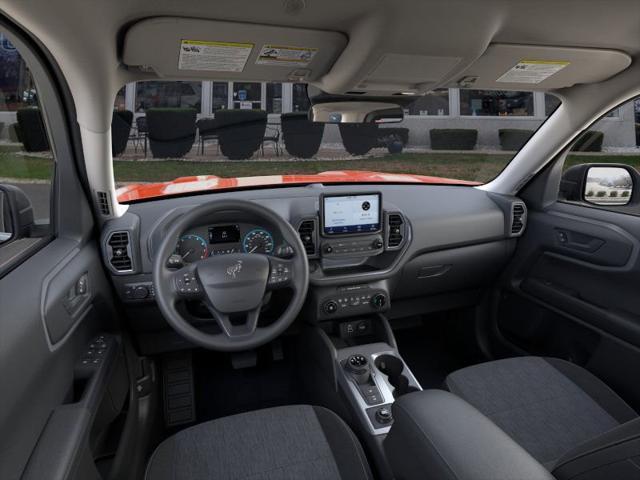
<box><xmin>386</xmin><ymin>212</ymin><xmax>406</xmax><ymax>249</ymax></box>
<box><xmin>510</xmin><ymin>203</ymin><xmax>527</xmax><ymax>236</ymax></box>
<box><xmin>96</xmin><ymin>191</ymin><xmax>111</xmax><ymax>216</ymax></box>
<box><xmin>107</xmin><ymin>231</ymin><xmax>133</xmax><ymax>272</ymax></box>
<box><xmin>298</xmin><ymin>219</ymin><xmax>317</xmax><ymax>257</ymax></box>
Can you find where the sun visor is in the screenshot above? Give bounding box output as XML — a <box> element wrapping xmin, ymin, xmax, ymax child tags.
<box><xmin>450</xmin><ymin>44</ymin><xmax>631</xmax><ymax>90</ymax></box>
<box><xmin>356</xmin><ymin>54</ymin><xmax>463</xmax><ymax>93</ymax></box>
<box><xmin>122</xmin><ymin>17</ymin><xmax>347</xmax><ymax>82</ymax></box>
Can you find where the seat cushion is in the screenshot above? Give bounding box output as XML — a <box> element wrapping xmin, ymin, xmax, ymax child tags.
<box><xmin>146</xmin><ymin>405</ymin><xmax>372</xmax><ymax>480</ymax></box>
<box><xmin>445</xmin><ymin>356</ymin><xmax>637</xmax><ymax>467</ymax></box>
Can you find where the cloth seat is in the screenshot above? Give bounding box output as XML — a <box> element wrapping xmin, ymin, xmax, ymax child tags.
<box><xmin>146</xmin><ymin>405</ymin><xmax>373</xmax><ymax>480</ymax></box>
<box><xmin>445</xmin><ymin>356</ymin><xmax>638</xmax><ymax>469</ymax></box>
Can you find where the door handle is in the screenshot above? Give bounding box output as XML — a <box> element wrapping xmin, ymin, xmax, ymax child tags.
<box><xmin>555</xmin><ymin>229</ymin><xmax>605</xmax><ymax>253</ymax></box>
<box><xmin>64</xmin><ymin>272</ymin><xmax>90</xmax><ymax>316</ymax></box>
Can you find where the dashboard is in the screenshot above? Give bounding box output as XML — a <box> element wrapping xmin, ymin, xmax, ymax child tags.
<box><xmin>100</xmin><ymin>184</ymin><xmax>526</xmax><ymax>354</ymax></box>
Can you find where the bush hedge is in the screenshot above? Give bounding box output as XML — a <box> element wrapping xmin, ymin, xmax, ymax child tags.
<box><xmin>430</xmin><ymin>129</ymin><xmax>477</xmax><ymax>150</ymax></box>
<box><xmin>16</xmin><ymin>107</ymin><xmax>49</xmax><ymax>152</ymax></box>
<box><xmin>146</xmin><ymin>108</ymin><xmax>197</xmax><ymax>158</ymax></box>
<box><xmin>111</xmin><ymin>110</ymin><xmax>133</xmax><ymax>157</ymax></box>
<box><xmin>339</xmin><ymin>124</ymin><xmax>379</xmax><ymax>156</ymax></box>
<box><xmin>571</xmin><ymin>130</ymin><xmax>604</xmax><ymax>152</ymax></box>
<box><xmin>499</xmin><ymin>129</ymin><xmax>534</xmax><ymax>151</ymax></box>
<box><xmin>215</xmin><ymin>109</ymin><xmax>267</xmax><ymax>160</ymax></box>
<box><xmin>281</xmin><ymin>112</ymin><xmax>325</xmax><ymax>158</ymax></box>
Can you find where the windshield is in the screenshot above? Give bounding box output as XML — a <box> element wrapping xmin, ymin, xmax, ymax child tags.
<box><xmin>109</xmin><ymin>81</ymin><xmax>561</xmax><ymax>202</ymax></box>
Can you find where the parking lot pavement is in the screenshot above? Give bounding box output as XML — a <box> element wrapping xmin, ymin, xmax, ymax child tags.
<box><xmin>7</xmin><ymin>182</ymin><xmax>51</xmax><ymax>221</ymax></box>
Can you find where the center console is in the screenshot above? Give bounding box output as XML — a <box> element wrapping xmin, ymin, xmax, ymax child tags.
<box><xmin>301</xmin><ymin>313</ymin><xmax>422</xmax><ymax>479</ymax></box>
<box><xmin>337</xmin><ymin>344</ymin><xmax>422</xmax><ymax>435</ymax></box>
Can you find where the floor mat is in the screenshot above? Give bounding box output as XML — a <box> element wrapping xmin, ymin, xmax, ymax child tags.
<box><xmin>192</xmin><ymin>340</ymin><xmax>307</xmax><ymax>422</ymax></box>
<box><xmin>393</xmin><ymin>311</ymin><xmax>487</xmax><ymax>389</ymax></box>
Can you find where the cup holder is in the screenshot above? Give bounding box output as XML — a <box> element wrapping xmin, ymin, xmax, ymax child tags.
<box><xmin>374</xmin><ymin>354</ymin><xmax>420</xmax><ymax>398</ymax></box>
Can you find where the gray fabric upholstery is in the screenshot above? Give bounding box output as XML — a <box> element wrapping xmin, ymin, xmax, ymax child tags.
<box><xmin>384</xmin><ymin>390</ymin><xmax>554</xmax><ymax>480</ymax></box>
<box><xmin>445</xmin><ymin>356</ymin><xmax>634</xmax><ymax>466</ymax></box>
<box><xmin>145</xmin><ymin>405</ymin><xmax>372</xmax><ymax>480</ymax></box>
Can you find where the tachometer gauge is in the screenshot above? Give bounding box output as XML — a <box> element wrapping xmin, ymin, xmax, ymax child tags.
<box><xmin>242</xmin><ymin>229</ymin><xmax>274</xmax><ymax>254</ymax></box>
<box><xmin>176</xmin><ymin>234</ymin><xmax>208</xmax><ymax>263</ymax></box>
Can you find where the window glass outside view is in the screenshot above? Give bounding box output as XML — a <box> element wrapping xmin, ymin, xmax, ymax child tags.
<box><xmin>3</xmin><ymin>36</ymin><xmax>640</xmax><ymax>203</ymax></box>
<box><xmin>104</xmin><ymin>82</ymin><xmax>640</xmax><ymax>201</ymax></box>
<box><xmin>0</xmin><ymin>33</ymin><xmax>54</xmax><ymax>229</ymax></box>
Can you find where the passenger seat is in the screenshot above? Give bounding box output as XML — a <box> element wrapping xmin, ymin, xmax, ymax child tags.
<box><xmin>445</xmin><ymin>357</ymin><xmax>640</xmax><ymax>478</ymax></box>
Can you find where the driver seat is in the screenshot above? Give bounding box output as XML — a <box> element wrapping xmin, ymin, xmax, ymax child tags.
<box><xmin>145</xmin><ymin>405</ymin><xmax>373</xmax><ymax>480</ymax></box>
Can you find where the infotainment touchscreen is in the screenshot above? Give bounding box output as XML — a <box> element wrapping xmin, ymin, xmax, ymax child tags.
<box><xmin>322</xmin><ymin>193</ymin><xmax>381</xmax><ymax>235</ymax></box>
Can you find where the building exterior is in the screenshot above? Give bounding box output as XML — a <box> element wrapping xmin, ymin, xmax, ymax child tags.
<box><xmin>1</xmin><ymin>30</ymin><xmax>637</xmax><ymax>150</ymax></box>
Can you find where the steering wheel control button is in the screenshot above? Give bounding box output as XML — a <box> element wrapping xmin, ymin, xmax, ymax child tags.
<box><xmin>175</xmin><ymin>272</ymin><xmax>201</xmax><ymax>296</ymax></box>
<box><xmin>268</xmin><ymin>261</ymin><xmax>291</xmax><ymax>286</ymax></box>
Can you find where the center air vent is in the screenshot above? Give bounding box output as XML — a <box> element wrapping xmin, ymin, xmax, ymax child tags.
<box><xmin>511</xmin><ymin>203</ymin><xmax>527</xmax><ymax>236</ymax></box>
<box><xmin>107</xmin><ymin>231</ymin><xmax>133</xmax><ymax>272</ymax></box>
<box><xmin>298</xmin><ymin>219</ymin><xmax>317</xmax><ymax>257</ymax></box>
<box><xmin>386</xmin><ymin>213</ymin><xmax>406</xmax><ymax>249</ymax></box>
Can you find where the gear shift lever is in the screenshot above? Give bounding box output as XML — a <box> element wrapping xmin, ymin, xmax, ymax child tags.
<box><xmin>345</xmin><ymin>354</ymin><xmax>371</xmax><ymax>384</ymax></box>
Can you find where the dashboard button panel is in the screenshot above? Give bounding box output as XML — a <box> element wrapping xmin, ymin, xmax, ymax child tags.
<box><xmin>320</xmin><ymin>286</ymin><xmax>389</xmax><ymax>319</ymax></box>
<box><xmin>320</xmin><ymin>234</ymin><xmax>384</xmax><ymax>257</ymax></box>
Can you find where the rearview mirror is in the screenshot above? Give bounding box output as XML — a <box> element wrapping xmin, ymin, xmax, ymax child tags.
<box><xmin>309</xmin><ymin>101</ymin><xmax>404</xmax><ymax>124</ymax></box>
<box><xmin>584</xmin><ymin>166</ymin><xmax>632</xmax><ymax>206</ymax></box>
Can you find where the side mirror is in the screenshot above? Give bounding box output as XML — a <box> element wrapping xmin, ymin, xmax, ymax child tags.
<box><xmin>560</xmin><ymin>164</ymin><xmax>635</xmax><ymax>206</ymax></box>
<box><xmin>584</xmin><ymin>166</ymin><xmax>633</xmax><ymax>206</ymax></box>
<box><xmin>309</xmin><ymin>101</ymin><xmax>404</xmax><ymax>124</ymax></box>
<box><xmin>0</xmin><ymin>184</ymin><xmax>35</xmax><ymax>244</ymax></box>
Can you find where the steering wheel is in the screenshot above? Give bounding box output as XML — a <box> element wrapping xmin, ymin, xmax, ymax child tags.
<box><xmin>152</xmin><ymin>199</ymin><xmax>309</xmax><ymax>351</ymax></box>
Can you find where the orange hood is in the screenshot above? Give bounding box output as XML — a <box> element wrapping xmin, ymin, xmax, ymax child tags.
<box><xmin>116</xmin><ymin>170</ymin><xmax>479</xmax><ymax>202</ymax></box>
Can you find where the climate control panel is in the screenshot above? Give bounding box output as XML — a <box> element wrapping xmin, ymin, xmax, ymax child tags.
<box><xmin>319</xmin><ymin>285</ymin><xmax>389</xmax><ymax>320</ymax></box>
<box><xmin>320</xmin><ymin>234</ymin><xmax>384</xmax><ymax>258</ymax></box>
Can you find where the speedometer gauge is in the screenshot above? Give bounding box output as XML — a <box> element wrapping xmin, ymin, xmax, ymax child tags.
<box><xmin>176</xmin><ymin>234</ymin><xmax>208</xmax><ymax>263</ymax></box>
<box><xmin>242</xmin><ymin>229</ymin><xmax>274</xmax><ymax>254</ymax></box>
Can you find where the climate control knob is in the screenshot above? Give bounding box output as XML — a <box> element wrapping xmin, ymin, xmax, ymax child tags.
<box><xmin>323</xmin><ymin>300</ymin><xmax>339</xmax><ymax>314</ymax></box>
<box><xmin>371</xmin><ymin>293</ymin><xmax>387</xmax><ymax>310</ymax></box>
<box><xmin>373</xmin><ymin>238</ymin><xmax>384</xmax><ymax>249</ymax></box>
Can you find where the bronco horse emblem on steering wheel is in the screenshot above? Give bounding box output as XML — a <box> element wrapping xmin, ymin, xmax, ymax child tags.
<box><xmin>225</xmin><ymin>260</ymin><xmax>243</xmax><ymax>279</ymax></box>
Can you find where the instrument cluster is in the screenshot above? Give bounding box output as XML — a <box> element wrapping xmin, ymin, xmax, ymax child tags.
<box><xmin>173</xmin><ymin>223</ymin><xmax>277</xmax><ymax>265</ymax></box>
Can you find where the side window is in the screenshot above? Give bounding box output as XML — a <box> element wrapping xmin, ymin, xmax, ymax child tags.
<box><xmin>0</xmin><ymin>32</ymin><xmax>54</xmax><ymax>255</ymax></box>
<box><xmin>559</xmin><ymin>95</ymin><xmax>640</xmax><ymax>213</ymax></box>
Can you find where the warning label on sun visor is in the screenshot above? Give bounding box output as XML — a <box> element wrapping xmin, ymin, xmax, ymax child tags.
<box><xmin>256</xmin><ymin>45</ymin><xmax>318</xmax><ymax>67</ymax></box>
<box><xmin>497</xmin><ymin>60</ymin><xmax>570</xmax><ymax>84</ymax></box>
<box><xmin>178</xmin><ymin>40</ymin><xmax>253</xmax><ymax>72</ymax></box>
